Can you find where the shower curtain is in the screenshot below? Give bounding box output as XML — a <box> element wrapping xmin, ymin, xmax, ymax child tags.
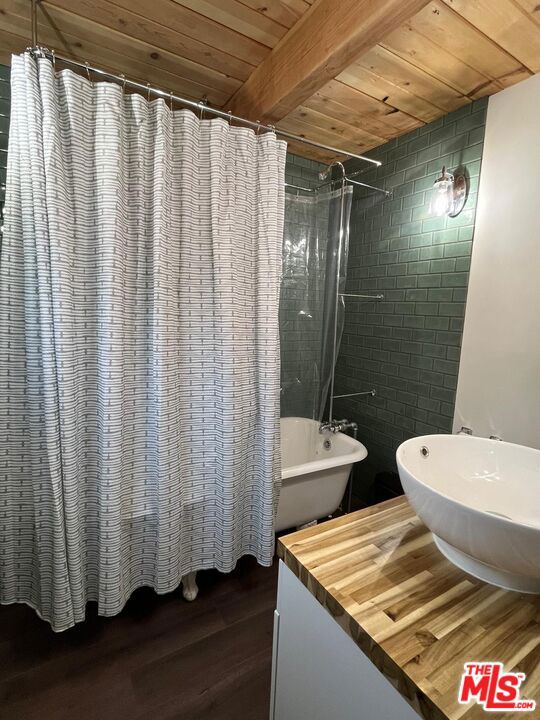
<box><xmin>0</xmin><ymin>53</ymin><xmax>286</xmax><ymax>631</ymax></box>
<box><xmin>280</xmin><ymin>187</ymin><xmax>352</xmax><ymax>420</ymax></box>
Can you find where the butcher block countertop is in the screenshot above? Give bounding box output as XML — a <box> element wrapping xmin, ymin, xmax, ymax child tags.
<box><xmin>277</xmin><ymin>496</ymin><xmax>540</xmax><ymax>720</ymax></box>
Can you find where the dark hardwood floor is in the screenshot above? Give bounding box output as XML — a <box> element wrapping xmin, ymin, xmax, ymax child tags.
<box><xmin>0</xmin><ymin>557</ymin><xmax>278</xmax><ymax>720</ymax></box>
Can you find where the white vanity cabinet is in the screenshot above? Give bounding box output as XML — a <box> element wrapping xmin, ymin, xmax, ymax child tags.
<box><xmin>269</xmin><ymin>561</ymin><xmax>421</xmax><ymax>720</ymax></box>
<box><xmin>271</xmin><ymin>498</ymin><xmax>539</xmax><ymax>720</ymax></box>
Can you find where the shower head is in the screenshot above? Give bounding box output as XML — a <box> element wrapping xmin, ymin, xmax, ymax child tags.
<box><xmin>318</xmin><ymin>161</ymin><xmax>346</xmax><ymax>182</ymax></box>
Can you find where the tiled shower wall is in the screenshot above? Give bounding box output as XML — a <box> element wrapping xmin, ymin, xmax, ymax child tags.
<box><xmin>334</xmin><ymin>98</ymin><xmax>487</xmax><ymax>497</ymax></box>
<box><xmin>285</xmin><ymin>153</ymin><xmax>323</xmax><ymax>190</ymax></box>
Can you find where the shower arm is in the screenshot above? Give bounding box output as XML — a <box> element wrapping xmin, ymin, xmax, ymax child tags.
<box><xmin>340</xmin><ymin>293</ymin><xmax>384</xmax><ymax>300</ymax></box>
<box><xmin>332</xmin><ymin>390</ymin><xmax>376</xmax><ymax>400</ymax></box>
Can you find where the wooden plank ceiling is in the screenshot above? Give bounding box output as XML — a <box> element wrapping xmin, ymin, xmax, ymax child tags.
<box><xmin>0</xmin><ymin>0</ymin><xmax>539</xmax><ymax>162</ymax></box>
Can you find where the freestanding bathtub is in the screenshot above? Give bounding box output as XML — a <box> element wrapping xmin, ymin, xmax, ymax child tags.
<box><xmin>275</xmin><ymin>417</ymin><xmax>368</xmax><ymax>532</ymax></box>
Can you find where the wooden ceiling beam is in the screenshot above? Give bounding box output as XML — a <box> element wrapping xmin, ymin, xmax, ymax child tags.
<box><xmin>227</xmin><ymin>0</ymin><xmax>434</xmax><ymax>123</ymax></box>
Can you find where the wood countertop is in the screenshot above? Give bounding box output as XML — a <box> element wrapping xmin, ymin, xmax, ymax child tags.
<box><xmin>277</xmin><ymin>496</ymin><xmax>540</xmax><ymax>720</ymax></box>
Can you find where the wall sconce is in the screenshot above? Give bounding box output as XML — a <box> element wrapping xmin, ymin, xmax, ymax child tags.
<box><xmin>430</xmin><ymin>166</ymin><xmax>468</xmax><ymax>217</ymax></box>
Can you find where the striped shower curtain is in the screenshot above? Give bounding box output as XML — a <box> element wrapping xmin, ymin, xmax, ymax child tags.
<box><xmin>0</xmin><ymin>53</ymin><xmax>286</xmax><ymax>631</ymax></box>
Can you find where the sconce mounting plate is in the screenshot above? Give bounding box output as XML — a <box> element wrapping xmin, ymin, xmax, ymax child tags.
<box><xmin>448</xmin><ymin>172</ymin><xmax>468</xmax><ymax>218</ymax></box>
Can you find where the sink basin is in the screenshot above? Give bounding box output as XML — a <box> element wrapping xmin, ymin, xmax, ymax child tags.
<box><xmin>396</xmin><ymin>434</ymin><xmax>540</xmax><ymax>593</ymax></box>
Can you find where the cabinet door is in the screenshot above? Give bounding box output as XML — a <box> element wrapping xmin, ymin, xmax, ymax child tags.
<box><xmin>272</xmin><ymin>561</ymin><xmax>420</xmax><ymax>720</ymax></box>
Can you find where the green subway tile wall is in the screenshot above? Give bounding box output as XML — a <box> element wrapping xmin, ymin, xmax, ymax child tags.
<box><xmin>335</xmin><ymin>98</ymin><xmax>487</xmax><ymax>498</ymax></box>
<box><xmin>285</xmin><ymin>153</ymin><xmax>323</xmax><ymax>191</ymax></box>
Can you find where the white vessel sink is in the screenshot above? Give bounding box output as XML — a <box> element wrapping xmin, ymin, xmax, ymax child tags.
<box><xmin>396</xmin><ymin>434</ymin><xmax>540</xmax><ymax>593</ymax></box>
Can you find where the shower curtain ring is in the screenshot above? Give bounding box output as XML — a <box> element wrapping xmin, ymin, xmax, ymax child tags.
<box><xmin>199</xmin><ymin>96</ymin><xmax>208</xmax><ymax>120</ymax></box>
<box><xmin>119</xmin><ymin>74</ymin><xmax>126</xmax><ymax>95</ymax></box>
<box><xmin>146</xmin><ymin>83</ymin><xmax>151</xmax><ymax>101</ymax></box>
<box><xmin>227</xmin><ymin>110</ymin><xmax>232</xmax><ymax>126</ymax></box>
<box><xmin>51</xmin><ymin>49</ymin><xmax>56</xmax><ymax>71</ymax></box>
<box><xmin>84</xmin><ymin>61</ymin><xmax>91</xmax><ymax>82</ymax></box>
<box><xmin>256</xmin><ymin>120</ymin><xmax>261</xmax><ymax>135</ymax></box>
<box><xmin>169</xmin><ymin>91</ymin><xmax>173</xmax><ymax>111</ymax></box>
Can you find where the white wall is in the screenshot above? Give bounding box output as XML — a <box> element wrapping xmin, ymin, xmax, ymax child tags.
<box><xmin>454</xmin><ymin>74</ymin><xmax>540</xmax><ymax>447</ymax></box>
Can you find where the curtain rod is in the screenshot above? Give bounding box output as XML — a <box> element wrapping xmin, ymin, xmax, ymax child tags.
<box><xmin>26</xmin><ymin>46</ymin><xmax>382</xmax><ymax>169</ymax></box>
<box><xmin>285</xmin><ymin>176</ymin><xmax>391</xmax><ymax>196</ymax></box>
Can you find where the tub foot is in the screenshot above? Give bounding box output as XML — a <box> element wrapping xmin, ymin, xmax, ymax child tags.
<box><xmin>181</xmin><ymin>571</ymin><xmax>199</xmax><ymax>601</ymax></box>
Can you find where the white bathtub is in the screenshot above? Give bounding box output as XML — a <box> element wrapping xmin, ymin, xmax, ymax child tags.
<box><xmin>275</xmin><ymin>417</ymin><xmax>368</xmax><ymax>532</ymax></box>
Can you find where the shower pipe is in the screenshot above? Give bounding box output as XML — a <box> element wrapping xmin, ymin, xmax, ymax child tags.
<box><xmin>25</xmin><ymin>45</ymin><xmax>382</xmax><ymax>169</ymax></box>
<box><xmin>346</xmin><ymin>421</ymin><xmax>359</xmax><ymax>514</ymax></box>
<box><xmin>327</xmin><ymin>164</ymin><xmax>347</xmax><ymax>426</ymax></box>
<box><xmin>31</xmin><ymin>0</ymin><xmax>38</xmax><ymax>47</ymax></box>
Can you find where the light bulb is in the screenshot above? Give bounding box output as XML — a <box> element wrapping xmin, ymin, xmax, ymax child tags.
<box><xmin>432</xmin><ymin>185</ymin><xmax>450</xmax><ymax>216</ymax></box>
<box><xmin>430</xmin><ymin>167</ymin><xmax>454</xmax><ymax>217</ymax></box>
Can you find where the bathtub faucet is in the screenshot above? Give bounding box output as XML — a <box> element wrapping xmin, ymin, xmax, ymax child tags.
<box><xmin>319</xmin><ymin>421</ymin><xmax>339</xmax><ymax>434</ymax></box>
<box><xmin>319</xmin><ymin>419</ymin><xmax>357</xmax><ymax>434</ymax></box>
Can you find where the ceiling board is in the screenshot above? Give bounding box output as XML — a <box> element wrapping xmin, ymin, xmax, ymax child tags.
<box><xmin>304</xmin><ymin>92</ymin><xmax>417</xmax><ymax>141</ymax></box>
<box><xmin>238</xmin><ymin>0</ymin><xmax>311</xmax><ymax>28</ymax></box>
<box><xmin>10</xmin><ymin>0</ymin><xmax>241</xmax><ymax>97</ymax></box>
<box><xmin>409</xmin><ymin>1</ymin><xmax>530</xmax><ymax>81</ymax></box>
<box><xmin>442</xmin><ymin>0</ymin><xmax>540</xmax><ymax>73</ymax></box>
<box><xmin>381</xmin><ymin>23</ymin><xmax>499</xmax><ymax>97</ymax></box>
<box><xmin>314</xmin><ymin>80</ymin><xmax>423</xmax><ymax>134</ymax></box>
<box><xmin>338</xmin><ymin>63</ymin><xmax>443</xmax><ymax>123</ymax></box>
<box><xmin>277</xmin><ymin>114</ymin><xmax>376</xmax><ymax>156</ymax></box>
<box><xmin>171</xmin><ymin>0</ymin><xmax>288</xmax><ymax>46</ymax></box>
<box><xmin>106</xmin><ymin>0</ymin><xmax>269</xmax><ymax>65</ymax></box>
<box><xmin>0</xmin><ymin>28</ymin><xmax>27</xmax><ymax>66</ymax></box>
<box><xmin>513</xmin><ymin>0</ymin><xmax>540</xmax><ymax>18</ymax></box>
<box><xmin>284</xmin><ymin>105</ymin><xmax>388</xmax><ymax>149</ymax></box>
<box><xmin>494</xmin><ymin>67</ymin><xmax>533</xmax><ymax>89</ymax></box>
<box><xmin>355</xmin><ymin>45</ymin><xmax>469</xmax><ymax>113</ymax></box>
<box><xmin>0</xmin><ymin>0</ymin><xmax>537</xmax><ymax>163</ymax></box>
<box><xmin>45</xmin><ymin>0</ymin><xmax>257</xmax><ymax>81</ymax></box>
<box><xmin>2</xmin><ymin>7</ymin><xmax>234</xmax><ymax>106</ymax></box>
